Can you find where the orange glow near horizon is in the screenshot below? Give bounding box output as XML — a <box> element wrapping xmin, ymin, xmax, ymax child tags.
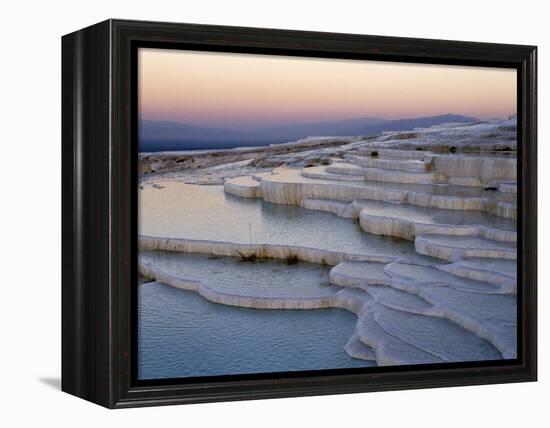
<box><xmin>138</xmin><ymin>48</ymin><xmax>517</xmax><ymax>129</ymax></box>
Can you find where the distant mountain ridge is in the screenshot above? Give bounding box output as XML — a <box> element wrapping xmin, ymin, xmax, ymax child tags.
<box><xmin>140</xmin><ymin>114</ymin><xmax>479</xmax><ymax>152</ymax></box>
<box><xmin>353</xmin><ymin>114</ymin><xmax>480</xmax><ymax>135</ymax></box>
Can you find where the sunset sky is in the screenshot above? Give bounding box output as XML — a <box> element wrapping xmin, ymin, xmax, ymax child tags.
<box><xmin>138</xmin><ymin>48</ymin><xmax>517</xmax><ymax>129</ymax></box>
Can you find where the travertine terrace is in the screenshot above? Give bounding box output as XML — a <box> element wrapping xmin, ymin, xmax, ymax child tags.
<box><xmin>139</xmin><ymin>118</ymin><xmax>518</xmax><ymax>365</ymax></box>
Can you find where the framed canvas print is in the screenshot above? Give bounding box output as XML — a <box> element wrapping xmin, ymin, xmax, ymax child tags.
<box><xmin>61</xmin><ymin>19</ymin><xmax>537</xmax><ymax>408</ymax></box>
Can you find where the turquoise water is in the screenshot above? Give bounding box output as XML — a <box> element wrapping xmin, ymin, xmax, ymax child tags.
<box><xmin>137</xmin><ymin>182</ymin><xmax>385</xmax><ymax>380</ymax></box>
<box><xmin>140</xmin><ymin>251</ymin><xmax>338</xmax><ymax>298</ymax></box>
<box><xmin>138</xmin><ymin>281</ymin><xmax>374</xmax><ymax>380</ymax></box>
<box><xmin>139</xmin><ymin>182</ymin><xmax>414</xmax><ymax>257</ymax></box>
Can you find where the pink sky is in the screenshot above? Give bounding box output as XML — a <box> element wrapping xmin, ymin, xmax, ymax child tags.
<box><xmin>139</xmin><ymin>48</ymin><xmax>517</xmax><ymax>129</ymax></box>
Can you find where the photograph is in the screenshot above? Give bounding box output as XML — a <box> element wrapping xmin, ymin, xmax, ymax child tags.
<box><xmin>136</xmin><ymin>47</ymin><xmax>519</xmax><ymax>381</ymax></box>
<box><xmin>0</xmin><ymin>0</ymin><xmax>544</xmax><ymax>422</ymax></box>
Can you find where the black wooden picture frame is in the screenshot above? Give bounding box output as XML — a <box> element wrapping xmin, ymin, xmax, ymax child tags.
<box><xmin>61</xmin><ymin>19</ymin><xmax>537</xmax><ymax>408</ymax></box>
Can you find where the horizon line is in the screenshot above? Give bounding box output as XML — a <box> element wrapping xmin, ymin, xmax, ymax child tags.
<box><xmin>139</xmin><ymin>112</ymin><xmax>517</xmax><ymax>131</ymax></box>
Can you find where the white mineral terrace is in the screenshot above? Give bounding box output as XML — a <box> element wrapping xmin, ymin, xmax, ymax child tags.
<box><xmin>139</xmin><ymin>118</ymin><xmax>518</xmax><ymax>366</ymax></box>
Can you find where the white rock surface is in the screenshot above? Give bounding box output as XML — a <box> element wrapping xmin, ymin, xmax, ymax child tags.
<box><xmin>139</xmin><ymin>235</ymin><xmax>395</xmax><ymax>266</ymax></box>
<box><xmin>358</xmin><ymin>205</ymin><xmax>516</xmax><ymax>243</ymax></box>
<box><xmin>344</xmin><ymin>333</ymin><xmax>377</xmax><ymax>361</ymax></box>
<box><xmin>498</xmin><ymin>181</ymin><xmax>518</xmax><ymax>194</ymax></box>
<box><xmin>301</xmin><ymin>165</ymin><xmax>365</xmax><ymax>181</ymax></box>
<box><xmin>439</xmin><ymin>259</ymin><xmax>517</xmax><ymax>293</ymax></box>
<box><xmin>139</xmin><ymin>117</ymin><xmax>518</xmax><ymax>367</ymax></box>
<box><xmin>344</xmin><ymin>154</ymin><xmax>431</xmax><ymax>172</ymax></box>
<box><xmin>433</xmin><ymin>155</ymin><xmax>516</xmax><ymax>187</ymax></box>
<box><xmin>414</xmin><ymin>234</ymin><xmax>517</xmax><ymax>261</ymax></box>
<box><xmin>223</xmin><ymin>176</ymin><xmax>262</xmax><ymax>198</ymax></box>
<box><xmin>362</xmin><ymin>167</ymin><xmax>444</xmax><ymax>184</ymax></box>
<box><xmin>331</xmin><ymin>260</ymin><xmax>515</xmax><ymax>358</ymax></box>
<box><xmin>248</xmin><ymin>168</ymin><xmax>512</xmax><ymax>217</ymax></box>
<box><xmin>326</xmin><ymin>162</ymin><xmax>366</xmax><ymax>176</ymax></box>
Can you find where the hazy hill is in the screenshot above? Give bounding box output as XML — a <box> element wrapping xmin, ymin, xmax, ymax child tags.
<box><xmin>139</xmin><ymin>114</ymin><xmax>479</xmax><ymax>152</ymax></box>
<box><xmin>352</xmin><ymin>114</ymin><xmax>479</xmax><ymax>135</ymax></box>
<box><xmin>140</xmin><ymin>120</ymin><xmax>251</xmax><ymax>141</ymax></box>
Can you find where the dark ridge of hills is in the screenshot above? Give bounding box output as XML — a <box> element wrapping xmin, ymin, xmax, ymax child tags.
<box><xmin>139</xmin><ymin>114</ymin><xmax>480</xmax><ymax>152</ymax></box>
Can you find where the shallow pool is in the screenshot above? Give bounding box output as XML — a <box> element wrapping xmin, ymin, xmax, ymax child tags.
<box><xmin>138</xmin><ymin>281</ymin><xmax>374</xmax><ymax>380</ymax></box>
<box><xmin>139</xmin><ymin>251</ymin><xmax>338</xmax><ymax>298</ymax></box>
<box><xmin>139</xmin><ymin>182</ymin><xmax>414</xmax><ymax>257</ymax></box>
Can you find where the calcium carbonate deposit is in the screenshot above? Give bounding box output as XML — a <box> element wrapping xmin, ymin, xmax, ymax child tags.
<box><xmin>138</xmin><ymin>118</ymin><xmax>518</xmax><ymax>375</ymax></box>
